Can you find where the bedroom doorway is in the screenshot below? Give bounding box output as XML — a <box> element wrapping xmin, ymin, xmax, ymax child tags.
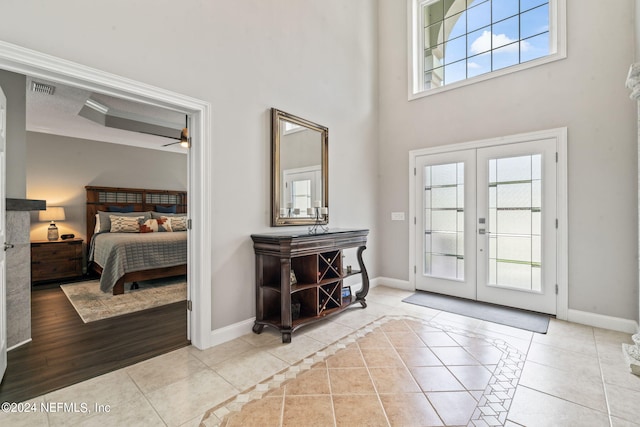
<box><xmin>0</xmin><ymin>41</ymin><xmax>213</xmax><ymax>399</ymax></box>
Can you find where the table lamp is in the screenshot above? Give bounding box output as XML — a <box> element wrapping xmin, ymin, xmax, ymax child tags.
<box><xmin>39</xmin><ymin>206</ymin><xmax>66</xmax><ymax>240</ymax></box>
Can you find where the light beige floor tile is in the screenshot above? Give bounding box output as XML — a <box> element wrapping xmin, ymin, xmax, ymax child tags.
<box><xmin>238</xmin><ymin>327</ymin><xmax>282</xmax><ymax>347</ymax></box>
<box><xmin>126</xmin><ymin>347</ymin><xmax>208</xmax><ymax>394</ymax></box>
<box><xmin>189</xmin><ymin>338</ymin><xmax>255</xmax><ymax>367</ymax></box>
<box><xmin>330</xmin><ymin>308</ymin><xmax>380</xmax><ymax>330</ymax></box>
<box><xmin>448</xmin><ymin>365</ymin><xmax>493</xmax><ymax>390</ymax></box>
<box><xmin>179</xmin><ymin>414</ymin><xmax>209</xmax><ymax>427</ymax></box>
<box><xmin>532</xmin><ymin>326</ymin><xmax>598</xmax><ymax>356</ymax></box>
<box><xmin>605</xmin><ymin>382</ymin><xmax>640</xmax><ymax>423</ymax></box>
<box><xmin>431</xmin><ymin>311</ymin><xmax>485</xmax><ymax>331</ymax></box>
<box><xmin>410</xmin><ymin>366</ymin><xmax>466</xmax><ymax>392</ymax></box>
<box><xmin>508</xmin><ymin>386</ymin><xmax>610</xmax><ymax>427</ymax></box>
<box><xmin>74</xmin><ymin>392</ymin><xmax>165</xmax><ymax>427</ymax></box>
<box><xmin>611</xmin><ymin>415</ymin><xmax>640</xmax><ymax>427</ymax></box>
<box><xmin>426</xmin><ymin>391</ymin><xmax>478</xmax><ymax>426</ymax></box>
<box><xmin>212</xmin><ymin>347</ymin><xmax>290</xmax><ymax>390</ymax></box>
<box><xmin>298</xmin><ymin>318</ymin><xmax>355</xmax><ymax>344</ymax></box>
<box><xmin>0</xmin><ymin>396</ymin><xmax>49</xmax><ymax>427</ymax></box>
<box><xmin>266</xmin><ymin>334</ymin><xmax>326</xmax><ymax>364</ymax></box>
<box><xmin>146</xmin><ymin>369</ymin><xmax>238</xmax><ymax>427</ymax></box>
<box><xmin>520</xmin><ymin>361</ymin><xmax>608</xmax><ymax>412</ymax></box>
<box><xmin>600</xmin><ymin>359</ymin><xmax>640</xmax><ymax>392</ymax></box>
<box><xmin>44</xmin><ymin>370</ymin><xmax>143</xmax><ymax>427</ymax></box>
<box><xmin>479</xmin><ymin>322</ymin><xmax>534</xmax><ymax>342</ymax></box>
<box><xmin>526</xmin><ymin>341</ymin><xmax>602</xmax><ymax>377</ymax></box>
<box><xmin>430</xmin><ymin>346</ymin><xmax>481</xmax><ymax>366</ymax></box>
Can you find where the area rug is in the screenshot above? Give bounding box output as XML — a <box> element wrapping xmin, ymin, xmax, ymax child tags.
<box><xmin>60</xmin><ymin>276</ymin><xmax>187</xmax><ymax>323</ymax></box>
<box><xmin>402</xmin><ymin>291</ymin><xmax>550</xmax><ymax>334</ymax></box>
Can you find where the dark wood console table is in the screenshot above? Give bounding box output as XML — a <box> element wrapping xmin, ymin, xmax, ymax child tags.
<box><xmin>251</xmin><ymin>229</ymin><xmax>369</xmax><ymax>343</ymax></box>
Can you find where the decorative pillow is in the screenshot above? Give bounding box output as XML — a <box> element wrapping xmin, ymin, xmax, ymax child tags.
<box><xmin>98</xmin><ymin>211</ymin><xmax>151</xmax><ymax>233</ymax></box>
<box><xmin>165</xmin><ymin>215</ymin><xmax>187</xmax><ymax>231</ymax></box>
<box><xmin>155</xmin><ymin>205</ymin><xmax>177</xmax><ymax>214</ymax></box>
<box><xmin>94</xmin><ymin>214</ymin><xmax>101</xmax><ymax>234</ymax></box>
<box><xmin>139</xmin><ymin>217</ymin><xmax>173</xmax><ymax>233</ymax></box>
<box><xmin>151</xmin><ymin>211</ymin><xmax>186</xmax><ymax>219</ymax></box>
<box><xmin>107</xmin><ymin>205</ymin><xmax>135</xmax><ymax>213</ymax></box>
<box><xmin>109</xmin><ymin>215</ymin><xmax>144</xmax><ymax>233</ymax></box>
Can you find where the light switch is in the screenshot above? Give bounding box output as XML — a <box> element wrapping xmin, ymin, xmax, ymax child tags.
<box><xmin>391</xmin><ymin>212</ymin><xmax>405</xmax><ymax>221</ymax></box>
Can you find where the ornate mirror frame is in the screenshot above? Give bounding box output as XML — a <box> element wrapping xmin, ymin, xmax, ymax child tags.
<box><xmin>271</xmin><ymin>108</ymin><xmax>329</xmax><ymax>226</ymax></box>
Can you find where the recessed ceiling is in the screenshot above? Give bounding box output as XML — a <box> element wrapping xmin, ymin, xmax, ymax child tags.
<box><xmin>26</xmin><ymin>77</ymin><xmax>188</xmax><ymax>153</ymax></box>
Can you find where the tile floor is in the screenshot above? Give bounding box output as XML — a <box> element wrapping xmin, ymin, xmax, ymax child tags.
<box><xmin>1</xmin><ymin>285</ymin><xmax>639</xmax><ymax>427</ymax></box>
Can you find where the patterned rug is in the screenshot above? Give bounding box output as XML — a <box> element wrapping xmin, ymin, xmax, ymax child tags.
<box><xmin>60</xmin><ymin>276</ymin><xmax>187</xmax><ymax>323</ymax></box>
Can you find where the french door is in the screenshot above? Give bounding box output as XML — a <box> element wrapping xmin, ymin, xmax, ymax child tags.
<box><xmin>415</xmin><ymin>138</ymin><xmax>558</xmax><ymax>315</ymax></box>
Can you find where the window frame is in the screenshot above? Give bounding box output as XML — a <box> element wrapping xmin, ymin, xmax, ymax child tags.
<box><xmin>407</xmin><ymin>0</ymin><xmax>566</xmax><ymax>100</ymax></box>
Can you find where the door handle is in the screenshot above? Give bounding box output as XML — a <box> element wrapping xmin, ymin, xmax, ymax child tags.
<box><xmin>4</xmin><ymin>242</ymin><xmax>14</xmax><ymax>251</ymax></box>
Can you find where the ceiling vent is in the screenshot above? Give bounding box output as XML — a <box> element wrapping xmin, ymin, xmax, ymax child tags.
<box><xmin>31</xmin><ymin>81</ymin><xmax>55</xmax><ymax>95</ymax></box>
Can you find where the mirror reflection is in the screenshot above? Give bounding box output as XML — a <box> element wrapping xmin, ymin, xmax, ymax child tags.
<box><xmin>272</xmin><ymin>108</ymin><xmax>328</xmax><ymax>226</ymax></box>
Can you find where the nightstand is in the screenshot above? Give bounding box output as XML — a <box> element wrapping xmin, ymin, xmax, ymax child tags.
<box><xmin>31</xmin><ymin>238</ymin><xmax>84</xmax><ymax>284</ymax></box>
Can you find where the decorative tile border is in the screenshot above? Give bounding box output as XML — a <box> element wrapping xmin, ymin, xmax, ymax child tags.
<box><xmin>200</xmin><ymin>315</ymin><xmax>526</xmax><ymax>427</ymax></box>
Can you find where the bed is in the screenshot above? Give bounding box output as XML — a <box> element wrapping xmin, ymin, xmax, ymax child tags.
<box><xmin>86</xmin><ymin>186</ymin><xmax>188</xmax><ymax>295</ymax></box>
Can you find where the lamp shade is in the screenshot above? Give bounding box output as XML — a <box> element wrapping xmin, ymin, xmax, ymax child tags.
<box><xmin>39</xmin><ymin>206</ymin><xmax>66</xmax><ymax>222</ymax></box>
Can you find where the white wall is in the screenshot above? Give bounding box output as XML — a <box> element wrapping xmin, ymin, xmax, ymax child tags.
<box><xmin>0</xmin><ymin>0</ymin><xmax>379</xmax><ymax>331</ymax></box>
<box><xmin>26</xmin><ymin>132</ymin><xmax>187</xmax><ymax>242</ymax></box>
<box><xmin>378</xmin><ymin>1</ymin><xmax>639</xmax><ymax>321</ymax></box>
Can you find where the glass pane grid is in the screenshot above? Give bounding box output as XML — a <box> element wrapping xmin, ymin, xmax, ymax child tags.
<box><xmin>424</xmin><ymin>162</ymin><xmax>465</xmax><ymax>281</ymax></box>
<box><xmin>422</xmin><ymin>0</ymin><xmax>550</xmax><ymax>88</ymax></box>
<box><xmin>488</xmin><ymin>154</ymin><xmax>542</xmax><ymax>291</ymax></box>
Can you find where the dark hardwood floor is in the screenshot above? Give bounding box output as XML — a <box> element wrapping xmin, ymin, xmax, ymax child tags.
<box><xmin>0</xmin><ymin>286</ymin><xmax>190</xmax><ymax>403</ymax></box>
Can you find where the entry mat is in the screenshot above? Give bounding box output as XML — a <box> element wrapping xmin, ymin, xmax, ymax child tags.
<box><xmin>402</xmin><ymin>291</ymin><xmax>550</xmax><ymax>334</ymax></box>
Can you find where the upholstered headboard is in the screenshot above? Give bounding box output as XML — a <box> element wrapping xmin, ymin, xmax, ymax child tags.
<box><xmin>86</xmin><ymin>186</ymin><xmax>187</xmax><ymax>243</ymax></box>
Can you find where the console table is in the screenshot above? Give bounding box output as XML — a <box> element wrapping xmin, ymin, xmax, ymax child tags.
<box><xmin>251</xmin><ymin>229</ymin><xmax>369</xmax><ymax>343</ymax></box>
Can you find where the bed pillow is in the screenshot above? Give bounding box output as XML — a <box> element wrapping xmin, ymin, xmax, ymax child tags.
<box><xmin>97</xmin><ymin>211</ymin><xmax>151</xmax><ymax>233</ymax></box>
<box><xmin>139</xmin><ymin>217</ymin><xmax>173</xmax><ymax>233</ymax></box>
<box><xmin>107</xmin><ymin>205</ymin><xmax>135</xmax><ymax>213</ymax></box>
<box><xmin>109</xmin><ymin>215</ymin><xmax>144</xmax><ymax>233</ymax></box>
<box><xmin>151</xmin><ymin>211</ymin><xmax>186</xmax><ymax>219</ymax></box>
<box><xmin>155</xmin><ymin>205</ymin><xmax>177</xmax><ymax>214</ymax></box>
<box><xmin>164</xmin><ymin>215</ymin><xmax>187</xmax><ymax>231</ymax></box>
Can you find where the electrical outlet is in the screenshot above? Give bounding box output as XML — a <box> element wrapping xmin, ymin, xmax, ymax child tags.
<box><xmin>391</xmin><ymin>212</ymin><xmax>405</xmax><ymax>221</ymax></box>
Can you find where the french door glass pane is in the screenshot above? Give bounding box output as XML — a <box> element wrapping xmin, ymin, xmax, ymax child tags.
<box><xmin>424</xmin><ymin>162</ymin><xmax>464</xmax><ymax>280</ymax></box>
<box><xmin>488</xmin><ymin>154</ymin><xmax>542</xmax><ymax>291</ymax></box>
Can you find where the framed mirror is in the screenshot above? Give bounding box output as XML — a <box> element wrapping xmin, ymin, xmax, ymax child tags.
<box><xmin>271</xmin><ymin>108</ymin><xmax>328</xmax><ymax>226</ymax></box>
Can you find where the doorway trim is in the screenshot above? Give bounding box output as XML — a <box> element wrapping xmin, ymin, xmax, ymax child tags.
<box><xmin>0</xmin><ymin>40</ymin><xmax>212</xmax><ymax>349</ymax></box>
<box><xmin>409</xmin><ymin>127</ymin><xmax>568</xmax><ymax>320</ymax></box>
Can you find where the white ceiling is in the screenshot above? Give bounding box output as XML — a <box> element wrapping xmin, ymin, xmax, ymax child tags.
<box><xmin>26</xmin><ymin>76</ymin><xmax>188</xmax><ymax>154</ymax></box>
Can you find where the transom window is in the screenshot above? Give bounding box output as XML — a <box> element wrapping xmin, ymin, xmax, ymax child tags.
<box><xmin>409</xmin><ymin>0</ymin><xmax>566</xmax><ymax>98</ymax></box>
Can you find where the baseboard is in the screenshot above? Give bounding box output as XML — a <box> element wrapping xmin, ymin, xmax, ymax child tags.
<box><xmin>372</xmin><ymin>277</ymin><xmax>413</xmax><ymax>291</ymax></box>
<box><xmin>7</xmin><ymin>338</ymin><xmax>32</xmax><ymax>351</ymax></box>
<box><xmin>567</xmin><ymin>309</ymin><xmax>639</xmax><ymax>334</ymax></box>
<box><xmin>209</xmin><ymin>317</ymin><xmax>255</xmax><ymax>347</ymax></box>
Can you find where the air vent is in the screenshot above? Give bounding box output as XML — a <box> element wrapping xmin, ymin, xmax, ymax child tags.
<box><xmin>31</xmin><ymin>81</ymin><xmax>55</xmax><ymax>95</ymax></box>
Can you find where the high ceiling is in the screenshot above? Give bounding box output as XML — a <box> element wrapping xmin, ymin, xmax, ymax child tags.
<box><xmin>26</xmin><ymin>76</ymin><xmax>188</xmax><ymax>154</ymax></box>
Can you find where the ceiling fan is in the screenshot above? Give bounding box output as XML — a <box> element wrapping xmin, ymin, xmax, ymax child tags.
<box><xmin>163</xmin><ymin>127</ymin><xmax>190</xmax><ymax>148</ymax></box>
